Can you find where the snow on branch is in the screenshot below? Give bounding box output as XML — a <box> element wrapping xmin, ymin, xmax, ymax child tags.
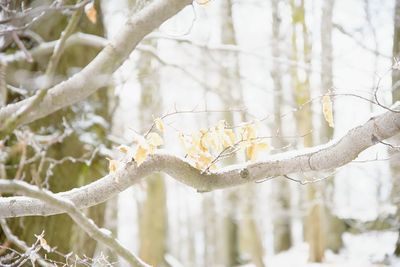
<box><xmin>0</xmin><ymin>0</ymin><xmax>192</xmax><ymax>134</ymax></box>
<box><xmin>0</xmin><ymin>102</ymin><xmax>399</xmax><ymax>219</ymax></box>
<box><xmin>0</xmin><ymin>180</ymin><xmax>149</xmax><ymax>267</ymax></box>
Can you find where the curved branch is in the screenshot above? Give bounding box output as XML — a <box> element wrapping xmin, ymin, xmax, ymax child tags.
<box><xmin>1</xmin><ymin>32</ymin><xmax>108</xmax><ymax>63</ymax></box>
<box><xmin>0</xmin><ymin>0</ymin><xmax>192</xmax><ymax>129</ymax></box>
<box><xmin>0</xmin><ymin>180</ymin><xmax>149</xmax><ymax>267</ymax></box>
<box><xmin>0</xmin><ymin>103</ymin><xmax>399</xmax><ymax>219</ymax></box>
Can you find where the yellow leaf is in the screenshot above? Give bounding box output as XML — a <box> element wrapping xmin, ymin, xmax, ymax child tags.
<box><xmin>202</xmin><ymin>130</ymin><xmax>214</xmax><ymax>151</ymax></box>
<box><xmin>255</xmin><ymin>142</ymin><xmax>269</xmax><ymax>151</ymax></box>
<box><xmin>134</xmin><ymin>145</ymin><xmax>148</xmax><ymax>166</ymax></box>
<box><xmin>35</xmin><ymin>234</ymin><xmax>51</xmax><ymax>252</ymax></box>
<box><xmin>84</xmin><ymin>2</ymin><xmax>97</xmax><ymax>24</ymax></box>
<box><xmin>223</xmin><ymin>129</ymin><xmax>236</xmax><ymax>147</ymax></box>
<box><xmin>322</xmin><ymin>94</ymin><xmax>334</xmax><ymax>128</ymax></box>
<box><xmin>195</xmin><ymin>151</ymin><xmax>214</xmax><ymax>170</ymax></box>
<box><xmin>106</xmin><ymin>158</ymin><xmax>119</xmax><ymax>174</ymax></box>
<box><xmin>179</xmin><ymin>133</ymin><xmax>198</xmax><ymax>157</ymax></box>
<box><xmin>246</xmin><ymin>142</ymin><xmax>269</xmax><ymax>161</ymax></box>
<box><xmin>117</xmin><ymin>145</ymin><xmax>130</xmax><ymax>154</ymax></box>
<box><xmin>241</xmin><ymin>123</ymin><xmax>256</xmax><ymax>141</ymax></box>
<box><xmin>191</xmin><ymin>132</ymin><xmax>205</xmax><ymax>153</ymax></box>
<box><xmin>146</xmin><ymin>132</ymin><xmax>163</xmax><ymax>148</ymax></box>
<box><xmin>246</xmin><ymin>145</ymin><xmax>256</xmax><ymax>161</ymax></box>
<box><xmin>199</xmin><ymin>130</ymin><xmax>209</xmax><ymax>152</ymax></box>
<box><xmin>154</xmin><ymin>117</ymin><xmax>165</xmax><ymax>133</ymax></box>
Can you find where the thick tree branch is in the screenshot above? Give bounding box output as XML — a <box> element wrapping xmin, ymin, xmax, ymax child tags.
<box><xmin>0</xmin><ymin>0</ymin><xmax>192</xmax><ymax>132</ymax></box>
<box><xmin>0</xmin><ymin>180</ymin><xmax>149</xmax><ymax>267</ymax></box>
<box><xmin>1</xmin><ymin>32</ymin><xmax>107</xmax><ymax>63</ymax></box>
<box><xmin>0</xmin><ymin>103</ymin><xmax>399</xmax><ymax>219</ymax></box>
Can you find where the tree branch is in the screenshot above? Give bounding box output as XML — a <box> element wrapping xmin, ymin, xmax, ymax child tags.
<box><xmin>0</xmin><ymin>102</ymin><xmax>399</xmax><ymax>219</ymax></box>
<box><xmin>0</xmin><ymin>219</ymin><xmax>53</xmax><ymax>267</ymax></box>
<box><xmin>0</xmin><ymin>0</ymin><xmax>192</xmax><ymax>133</ymax></box>
<box><xmin>0</xmin><ymin>180</ymin><xmax>149</xmax><ymax>267</ymax></box>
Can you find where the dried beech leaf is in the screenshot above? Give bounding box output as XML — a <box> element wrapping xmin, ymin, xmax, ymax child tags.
<box><xmin>223</xmin><ymin>129</ymin><xmax>236</xmax><ymax>147</ymax></box>
<box><xmin>195</xmin><ymin>151</ymin><xmax>213</xmax><ymax>170</ymax></box>
<box><xmin>241</xmin><ymin>124</ymin><xmax>256</xmax><ymax>141</ymax></box>
<box><xmin>154</xmin><ymin>117</ymin><xmax>165</xmax><ymax>133</ymax></box>
<box><xmin>117</xmin><ymin>145</ymin><xmax>130</xmax><ymax>154</ymax></box>
<box><xmin>106</xmin><ymin>158</ymin><xmax>119</xmax><ymax>174</ymax></box>
<box><xmin>84</xmin><ymin>2</ymin><xmax>97</xmax><ymax>24</ymax></box>
<box><xmin>35</xmin><ymin>234</ymin><xmax>51</xmax><ymax>252</ymax></box>
<box><xmin>246</xmin><ymin>141</ymin><xmax>269</xmax><ymax>161</ymax></box>
<box><xmin>146</xmin><ymin>132</ymin><xmax>163</xmax><ymax>148</ymax></box>
<box><xmin>322</xmin><ymin>94</ymin><xmax>334</xmax><ymax>128</ymax></box>
<box><xmin>246</xmin><ymin>145</ymin><xmax>255</xmax><ymax>161</ymax></box>
<box><xmin>134</xmin><ymin>145</ymin><xmax>148</xmax><ymax>166</ymax></box>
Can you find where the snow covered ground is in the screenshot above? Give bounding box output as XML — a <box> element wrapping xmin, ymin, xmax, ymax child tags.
<box><xmin>267</xmin><ymin>231</ymin><xmax>399</xmax><ymax>267</ymax></box>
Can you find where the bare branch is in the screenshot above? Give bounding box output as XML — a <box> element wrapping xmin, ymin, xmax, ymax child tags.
<box><xmin>44</xmin><ymin>2</ymin><xmax>85</xmax><ymax>81</ymax></box>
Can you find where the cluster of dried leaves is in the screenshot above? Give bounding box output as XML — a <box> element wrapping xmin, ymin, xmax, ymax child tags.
<box><xmin>107</xmin><ymin>94</ymin><xmax>334</xmax><ymax>174</ymax></box>
<box><xmin>107</xmin><ymin>118</ymin><xmax>271</xmax><ymax>174</ymax></box>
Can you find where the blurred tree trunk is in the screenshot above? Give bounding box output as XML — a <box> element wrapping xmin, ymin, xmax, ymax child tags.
<box><xmin>217</xmin><ymin>1</ymin><xmax>240</xmax><ymax>266</ymax></box>
<box><xmin>391</xmin><ymin>0</ymin><xmax>400</xmax><ymax>256</ymax></box>
<box><xmin>202</xmin><ymin>194</ymin><xmax>217</xmax><ymax>266</ymax></box>
<box><xmin>290</xmin><ymin>0</ymin><xmax>325</xmax><ymax>262</ymax></box>
<box><xmin>2</xmin><ymin>2</ymin><xmax>109</xmax><ymax>262</ymax></box>
<box><xmin>270</xmin><ymin>0</ymin><xmax>292</xmax><ymax>253</ymax></box>
<box><xmin>94</xmin><ymin>1</ymin><xmax>129</xmax><ymax>263</ymax></box>
<box><xmin>218</xmin><ymin>1</ymin><xmax>266</xmax><ymax>266</ymax></box>
<box><xmin>137</xmin><ymin>39</ymin><xmax>167</xmax><ymax>266</ymax></box>
<box><xmin>320</xmin><ymin>0</ymin><xmax>346</xmax><ymax>253</ymax></box>
<box><xmin>241</xmin><ymin>185</ymin><xmax>266</xmax><ymax>267</ymax></box>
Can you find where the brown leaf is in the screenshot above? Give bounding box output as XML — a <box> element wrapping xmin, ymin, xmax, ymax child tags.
<box><xmin>84</xmin><ymin>2</ymin><xmax>97</xmax><ymax>24</ymax></box>
<box><xmin>322</xmin><ymin>94</ymin><xmax>334</xmax><ymax>128</ymax></box>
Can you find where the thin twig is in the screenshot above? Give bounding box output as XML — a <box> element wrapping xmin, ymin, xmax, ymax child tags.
<box><xmin>45</xmin><ymin>1</ymin><xmax>84</xmax><ymax>81</ymax></box>
<box><xmin>11</xmin><ymin>32</ymin><xmax>33</xmax><ymax>62</ymax></box>
<box><xmin>0</xmin><ymin>219</ymin><xmax>52</xmax><ymax>267</ymax></box>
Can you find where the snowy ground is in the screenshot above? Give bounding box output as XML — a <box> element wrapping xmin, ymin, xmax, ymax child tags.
<box><xmin>266</xmin><ymin>231</ymin><xmax>399</xmax><ymax>267</ymax></box>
